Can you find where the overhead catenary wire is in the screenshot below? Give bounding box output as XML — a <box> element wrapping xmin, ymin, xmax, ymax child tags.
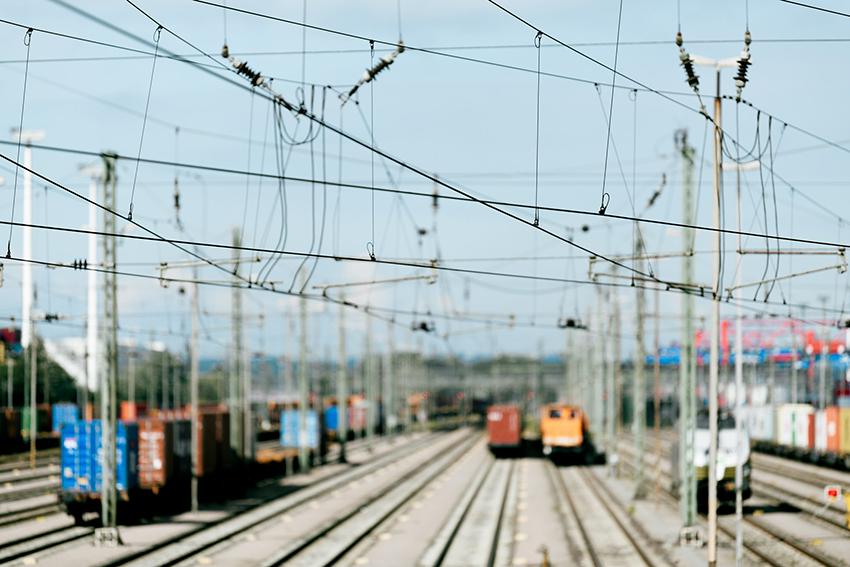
<box><xmin>6</xmin><ymin>27</ymin><xmax>33</xmax><ymax>258</ymax></box>
<box><xmin>1</xmin><ymin>139</ymin><xmax>846</xmax><ymax>256</ymax></box>
<box><xmin>6</xmin><ymin>251</ymin><xmax>842</xmax><ymax>338</ymax></box>
<box><xmin>8</xmin><ymin>4</ymin><xmax>850</xmax><ymax>166</ymax></box>
<box><xmin>25</xmin><ymin>1</ymin><xmax>850</xmax><ymax>307</ymax></box>
<box><xmin>127</xmin><ymin>25</ymin><xmax>163</xmax><ymax>221</ymax></box>
<box><xmin>599</xmin><ymin>0</ymin><xmax>625</xmax><ymax>216</ymax></box>
<box><xmin>533</xmin><ymin>31</ymin><xmax>543</xmax><ymax>226</ymax></box>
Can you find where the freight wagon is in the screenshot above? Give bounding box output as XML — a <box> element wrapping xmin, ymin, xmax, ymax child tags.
<box><xmin>486</xmin><ymin>404</ymin><xmax>522</xmax><ymax>456</ymax></box>
<box><xmin>60</xmin><ymin>408</ymin><xmax>233</xmax><ymax>525</ymax></box>
<box><xmin>60</xmin><ymin>420</ymin><xmax>139</xmax><ymax>524</ymax></box>
<box><xmin>745</xmin><ymin>403</ymin><xmax>850</xmax><ymax>470</ymax></box>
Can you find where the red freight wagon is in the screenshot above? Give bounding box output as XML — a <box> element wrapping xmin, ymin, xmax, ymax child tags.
<box><xmin>487</xmin><ymin>405</ymin><xmax>522</xmax><ymax>456</ymax></box>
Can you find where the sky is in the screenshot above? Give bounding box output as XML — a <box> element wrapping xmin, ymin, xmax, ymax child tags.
<box><xmin>1</xmin><ymin>0</ymin><xmax>850</xmax><ymax>361</ymax></box>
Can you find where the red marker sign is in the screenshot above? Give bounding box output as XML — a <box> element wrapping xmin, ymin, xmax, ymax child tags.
<box><xmin>824</xmin><ymin>485</ymin><xmax>842</xmax><ymax>502</ymax></box>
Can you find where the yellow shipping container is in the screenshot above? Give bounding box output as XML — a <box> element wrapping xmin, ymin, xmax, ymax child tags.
<box><xmin>840</xmin><ymin>408</ymin><xmax>850</xmax><ymax>456</ymax></box>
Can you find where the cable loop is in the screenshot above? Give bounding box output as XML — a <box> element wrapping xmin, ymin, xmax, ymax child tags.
<box><xmin>153</xmin><ymin>25</ymin><xmax>163</xmax><ymax>42</ymax></box>
<box><xmin>23</xmin><ymin>28</ymin><xmax>33</xmax><ymax>46</ymax></box>
<box><xmin>627</xmin><ymin>88</ymin><xmax>637</xmax><ymax>101</ymax></box>
<box><xmin>598</xmin><ymin>192</ymin><xmax>610</xmax><ymax>215</ymax></box>
<box><xmin>366</xmin><ymin>241</ymin><xmax>375</xmax><ymax>260</ymax></box>
<box><xmin>533</xmin><ymin>31</ymin><xmax>542</xmax><ymax>48</ymax></box>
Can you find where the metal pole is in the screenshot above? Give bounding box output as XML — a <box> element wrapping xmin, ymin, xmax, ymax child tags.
<box><xmin>819</xmin><ymin>296</ymin><xmax>828</xmax><ymax>409</ymax></box>
<box><xmin>337</xmin><ymin>294</ymin><xmax>348</xmax><ymax>462</ymax></box>
<box><xmin>613</xmin><ymin>287</ymin><xmax>623</xmax><ymax>441</ymax></box>
<box><xmin>654</xmin><ymin>285</ymin><xmax>662</xmax><ymax>494</ymax></box>
<box><xmin>595</xmin><ymin>288</ymin><xmax>606</xmax><ymax>437</ymax></box>
<box><xmin>734</xmin><ymin>153</ymin><xmax>745</xmax><ymax>566</ymax></box>
<box><xmin>20</xmin><ymin>142</ymin><xmax>33</xmax><ymax>353</ymax></box>
<box><xmin>298</xmin><ymin>285</ymin><xmax>310</xmax><ymax>472</ymax></box>
<box><xmin>97</xmin><ymin>153</ymin><xmax>119</xmax><ymax>544</ymax></box>
<box><xmin>230</xmin><ymin>230</ymin><xmax>243</xmax><ymax>458</ymax></box>
<box><xmin>791</xmin><ymin>320</ymin><xmax>798</xmax><ymax>403</ymax></box>
<box><xmin>172</xmin><ymin>361</ymin><xmax>180</xmax><ymax>410</ymax></box>
<box><xmin>564</xmin><ymin>331</ymin><xmax>571</xmax><ymax>401</ymax></box>
<box><xmin>634</xmin><ymin>233</ymin><xmax>647</xmax><ymax>500</ymax></box>
<box><xmin>606</xmin><ymin>288</ymin><xmax>617</xmax><ymax>475</ymax></box>
<box><xmin>385</xmin><ymin>321</ymin><xmax>395</xmax><ymax>435</ymax></box>
<box><xmin>6</xmin><ymin>358</ymin><xmax>12</xmax><ymax>408</ymax></box>
<box><xmin>128</xmin><ymin>351</ymin><xmax>135</xmax><ymax>409</ymax></box>
<box><xmin>708</xmin><ymin>70</ymin><xmax>722</xmax><ymax>567</ymax></box>
<box><xmin>190</xmin><ymin>275</ymin><xmax>199</xmax><ymax>513</ymax></box>
<box><xmin>161</xmin><ymin>353</ymin><xmax>168</xmax><ymax>410</ymax></box>
<box><xmin>29</xmin><ymin>329</ymin><xmax>37</xmax><ymax>469</ymax></box>
<box><xmin>242</xmin><ymin>341</ymin><xmax>252</xmax><ymax>461</ymax></box>
<box><xmin>365</xmin><ymin>315</ymin><xmax>375</xmax><ymax>445</ymax></box>
<box><xmin>677</xmin><ymin>127</ymin><xmax>698</xmax><ymax>539</ymax></box>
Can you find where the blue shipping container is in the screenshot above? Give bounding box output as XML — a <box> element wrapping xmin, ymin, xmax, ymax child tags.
<box><xmin>52</xmin><ymin>404</ymin><xmax>79</xmax><ymax>433</ymax></box>
<box><xmin>324</xmin><ymin>405</ymin><xmax>339</xmax><ymax>433</ymax></box>
<box><xmin>61</xmin><ymin>421</ymin><xmax>94</xmax><ymax>492</ymax></box>
<box><xmin>60</xmin><ymin>420</ymin><xmax>139</xmax><ymax>494</ymax></box>
<box><xmin>280</xmin><ymin>410</ymin><xmax>319</xmax><ymax>449</ymax></box>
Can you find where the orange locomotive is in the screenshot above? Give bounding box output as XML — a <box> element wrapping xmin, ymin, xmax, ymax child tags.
<box><xmin>540</xmin><ymin>404</ymin><xmax>590</xmax><ymax>457</ymax></box>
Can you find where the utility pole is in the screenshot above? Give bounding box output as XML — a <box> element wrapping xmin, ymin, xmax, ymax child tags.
<box><xmin>13</xmin><ymin>130</ymin><xmax>43</xmax><ymax>470</ymax></box>
<box><xmin>189</xmin><ymin>274</ymin><xmax>199</xmax><ymax>513</ymax></box>
<box><xmin>606</xmin><ymin>288</ymin><xmax>617</xmax><ymax>475</ymax></box>
<box><xmin>80</xmin><ymin>162</ymin><xmax>101</xmax><ymax>411</ymax></box>
<box><xmin>6</xmin><ymin>358</ymin><xmax>12</xmax><ymax>408</ymax></box>
<box><xmin>96</xmin><ymin>153</ymin><xmax>119</xmax><ymax>545</ymax></box>
<box><xmin>791</xmin><ymin>320</ymin><xmax>798</xmax><ymax>404</ymax></box>
<box><xmin>230</xmin><ymin>229</ymin><xmax>243</xmax><ymax>459</ymax></box>
<box><xmin>15</xmin><ymin>130</ymin><xmax>43</xmax><ymax>357</ymax></box>
<box><xmin>613</xmin><ymin>286</ymin><xmax>622</xmax><ymax>441</ymax></box>
<box><xmin>734</xmin><ymin>161</ymin><xmax>746</xmax><ymax>567</ymax></box>
<box><xmin>707</xmin><ymin>69</ymin><xmax>723</xmax><ymax>567</ymax></box>
<box><xmin>128</xmin><ymin>350</ymin><xmax>136</xmax><ymax>409</ymax></box>
<box><xmin>676</xmin><ymin>129</ymin><xmax>698</xmax><ymax>538</ymax></box>
<box><xmin>161</xmin><ymin>353</ymin><xmax>169</xmax><ymax>409</ymax></box>
<box><xmin>365</xmin><ymin>315</ymin><xmax>375</xmax><ymax>446</ymax></box>
<box><xmin>337</xmin><ymin>294</ymin><xmax>348</xmax><ymax>462</ymax></box>
<box><xmin>633</xmin><ymin>233</ymin><xmax>647</xmax><ymax>500</ymax></box>
<box><xmin>653</xmin><ymin>285</ymin><xmax>662</xmax><ymax>495</ymax></box>
<box><xmin>385</xmin><ymin>320</ymin><xmax>396</xmax><ymax>435</ymax></box>
<box><xmin>595</xmin><ymin>288</ymin><xmax>606</xmax><ymax>437</ymax></box>
<box><xmin>682</xmin><ymin>31</ymin><xmax>749</xmax><ymax>561</ymax></box>
<box><xmin>242</xmin><ymin>339</ymin><xmax>252</xmax><ymax>461</ymax></box>
<box><xmin>29</xmin><ymin>328</ymin><xmax>37</xmax><ymax>468</ymax></box>
<box><xmin>819</xmin><ymin>295</ymin><xmax>829</xmax><ymax>409</ymax></box>
<box><xmin>564</xmin><ymin>331</ymin><xmax>571</xmax><ymax>401</ymax></box>
<box><xmin>298</xmin><ymin>285</ymin><xmax>310</xmax><ymax>472</ymax></box>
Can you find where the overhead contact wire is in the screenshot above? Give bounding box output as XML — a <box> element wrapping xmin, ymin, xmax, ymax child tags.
<box><xmin>5</xmin><ymin>27</ymin><xmax>33</xmax><ymax>258</ymax></box>
<box><xmin>127</xmin><ymin>25</ymin><xmax>163</xmax><ymax>221</ymax></box>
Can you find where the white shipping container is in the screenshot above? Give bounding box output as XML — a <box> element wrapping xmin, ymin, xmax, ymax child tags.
<box><xmin>777</xmin><ymin>404</ymin><xmax>814</xmax><ymax>449</ymax></box>
<box><xmin>814</xmin><ymin>410</ymin><xmax>828</xmax><ymax>452</ymax></box>
<box><xmin>743</xmin><ymin>405</ymin><xmax>775</xmax><ymax>442</ymax></box>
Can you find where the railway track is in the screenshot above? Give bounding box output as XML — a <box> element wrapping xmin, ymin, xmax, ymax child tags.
<box><xmin>615</xmin><ymin>437</ymin><xmax>849</xmax><ymax>566</ymax></box>
<box><xmin>550</xmin><ymin>463</ymin><xmax>670</xmax><ymax>567</ymax></box>
<box><xmin>78</xmin><ymin>431</ymin><xmax>459</xmax><ymax>566</ymax></box>
<box><xmin>638</xmin><ymin>431</ymin><xmax>850</xmax><ymax>533</ymax></box>
<box><xmin>0</xmin><ymin>432</ymin><xmax>440</xmax><ymax>566</ymax></box>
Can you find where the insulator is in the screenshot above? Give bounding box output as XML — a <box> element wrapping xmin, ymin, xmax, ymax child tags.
<box><xmin>675</xmin><ymin>31</ymin><xmax>683</xmax><ymax>47</ymax></box>
<box><xmin>679</xmin><ymin>49</ymin><xmax>699</xmax><ymax>90</ymax></box>
<box><xmin>734</xmin><ymin>51</ymin><xmax>751</xmax><ymax>90</ymax></box>
<box><xmin>234</xmin><ymin>60</ymin><xmax>263</xmax><ymax>87</ymax></box>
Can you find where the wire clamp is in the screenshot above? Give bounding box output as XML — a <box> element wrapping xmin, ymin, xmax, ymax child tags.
<box><xmin>598</xmin><ymin>192</ymin><xmax>610</xmax><ymax>215</ymax></box>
